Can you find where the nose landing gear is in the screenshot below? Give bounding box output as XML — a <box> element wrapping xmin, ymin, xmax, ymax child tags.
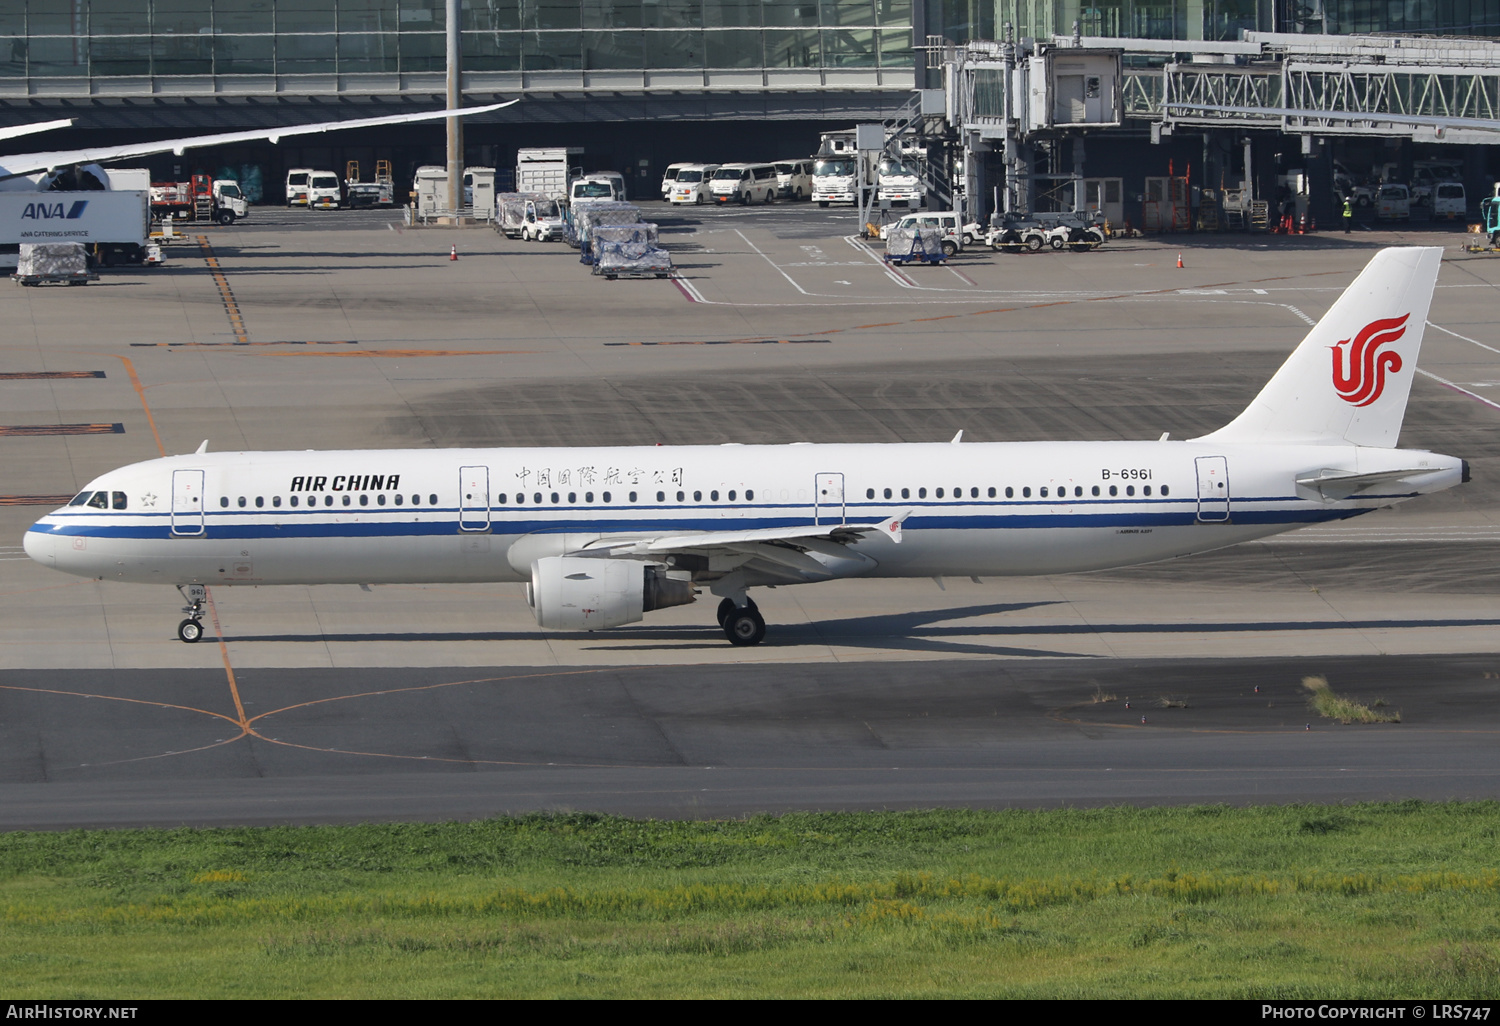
<box><xmin>175</xmin><ymin>583</ymin><xmax>207</xmax><ymax>643</ymax></box>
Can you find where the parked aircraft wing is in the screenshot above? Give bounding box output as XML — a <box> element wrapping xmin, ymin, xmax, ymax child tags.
<box><xmin>0</xmin><ymin>118</ymin><xmax>73</xmax><ymax>144</ymax></box>
<box><xmin>0</xmin><ymin>100</ymin><xmax>517</xmax><ymax>181</ymax></box>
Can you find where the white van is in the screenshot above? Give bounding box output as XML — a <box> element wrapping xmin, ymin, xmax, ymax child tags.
<box><xmin>1432</xmin><ymin>181</ymin><xmax>1467</xmax><ymax>221</ymax></box>
<box><xmin>773</xmin><ymin>159</ymin><xmax>813</xmax><ymax>200</ymax></box>
<box><xmin>306</xmin><ymin>170</ymin><xmax>342</xmax><ymax>209</ymax></box>
<box><xmin>1376</xmin><ymin>183</ymin><xmax>1410</xmax><ymax>221</ymax></box>
<box><xmin>570</xmin><ymin>172</ymin><xmax>625</xmax><ymax>208</ymax></box>
<box><xmin>710</xmin><ymin>163</ymin><xmax>778</xmax><ymax>205</ymax></box>
<box><xmin>285</xmin><ymin>167</ymin><xmax>315</xmax><ymax>207</ymax></box>
<box><xmin>668</xmin><ymin>164</ymin><xmax>720</xmax><ymax>205</ymax></box>
<box><xmin>878</xmin><ymin>211</ymin><xmax>963</xmax><ymax>256</ymax></box>
<box><xmin>661</xmin><ymin>163</ymin><xmax>695</xmax><ymax>200</ymax></box>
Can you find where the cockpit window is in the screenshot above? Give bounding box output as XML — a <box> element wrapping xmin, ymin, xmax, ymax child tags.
<box><xmin>112</xmin><ymin>491</ymin><xmax>127</xmax><ymax>510</ymax></box>
<box><xmin>68</xmin><ymin>491</ymin><xmax>92</xmax><ymax>506</ymax></box>
<box><xmin>85</xmin><ymin>491</ymin><xmax>108</xmax><ymax>509</ymax></box>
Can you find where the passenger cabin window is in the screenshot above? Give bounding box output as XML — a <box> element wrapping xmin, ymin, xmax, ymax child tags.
<box><xmin>746</xmin><ymin>490</ymin><xmax>754</xmax><ymax>500</ymax></box>
<box><xmin>256</xmin><ymin>497</ymin><xmax>265</xmax><ymax>508</ymax></box>
<box><xmin>429</xmin><ymin>494</ymin><xmax>438</xmax><ymax>505</ymax></box>
<box><xmin>291</xmin><ymin>496</ymin><xmax>299</xmax><ymax>507</ymax></box>
<box><xmin>272</xmin><ymin>496</ymin><xmax>281</xmax><ymax>508</ymax></box>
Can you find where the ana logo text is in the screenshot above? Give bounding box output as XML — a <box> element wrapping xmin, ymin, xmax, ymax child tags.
<box><xmin>1331</xmin><ymin>314</ymin><xmax>1409</xmax><ymax>407</ymax></box>
<box><xmin>20</xmin><ymin>201</ymin><xmax>89</xmax><ymax>220</ymax></box>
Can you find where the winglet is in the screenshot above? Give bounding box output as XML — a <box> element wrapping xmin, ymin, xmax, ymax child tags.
<box><xmin>195</xmin><ymin>440</ymin><xmax>208</xmax><ymax>454</ymax></box>
<box><xmin>875</xmin><ymin>509</ymin><xmax>913</xmax><ymax>543</ymax></box>
<box><xmin>950</xmin><ymin>430</ymin><xmax>964</xmax><ymax>444</ymax></box>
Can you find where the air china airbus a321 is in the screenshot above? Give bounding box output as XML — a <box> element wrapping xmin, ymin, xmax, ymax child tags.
<box><xmin>24</xmin><ymin>246</ymin><xmax>1466</xmax><ymax>647</ymax></box>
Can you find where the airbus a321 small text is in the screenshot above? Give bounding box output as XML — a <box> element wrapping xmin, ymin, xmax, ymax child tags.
<box><xmin>25</xmin><ymin>247</ymin><xmax>1466</xmax><ymax>646</ymax></box>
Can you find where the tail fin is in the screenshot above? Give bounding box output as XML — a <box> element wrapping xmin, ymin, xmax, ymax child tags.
<box><xmin>1196</xmin><ymin>246</ymin><xmax>1442</xmax><ymax>448</ymax></box>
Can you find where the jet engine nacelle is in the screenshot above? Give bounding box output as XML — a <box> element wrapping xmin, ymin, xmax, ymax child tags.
<box><xmin>526</xmin><ymin>555</ymin><xmax>695</xmax><ymax>630</ymax></box>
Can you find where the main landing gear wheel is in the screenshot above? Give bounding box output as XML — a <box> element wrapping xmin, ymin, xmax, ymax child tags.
<box><xmin>177</xmin><ymin>618</ymin><xmax>204</xmax><ymax>643</ymax></box>
<box><xmin>723</xmin><ymin>607</ymin><xmax>766</xmax><ymax>646</ymax></box>
<box><xmin>716</xmin><ymin>596</ymin><xmax>759</xmax><ymax>627</ymax></box>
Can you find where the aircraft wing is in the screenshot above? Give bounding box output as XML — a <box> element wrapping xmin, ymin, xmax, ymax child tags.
<box><xmin>575</xmin><ymin>511</ymin><xmax>912</xmax><ymax>584</ymax></box>
<box><xmin>0</xmin><ymin>100</ymin><xmax>516</xmax><ymax>181</ymax></box>
<box><xmin>1164</xmin><ymin>102</ymin><xmax>1500</xmax><ymax>134</ymax></box>
<box><xmin>638</xmin><ymin>512</ymin><xmax>911</xmax><ymax>552</ymax></box>
<box><xmin>0</xmin><ymin>119</ymin><xmax>73</xmax><ymax>144</ymax></box>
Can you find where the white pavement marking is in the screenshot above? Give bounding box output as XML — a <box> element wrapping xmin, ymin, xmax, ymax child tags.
<box><xmin>1428</xmin><ymin>320</ymin><xmax>1500</xmax><ymax>356</ymax></box>
<box><xmin>1416</xmin><ymin>367</ymin><xmax>1500</xmax><ymax>413</ymax></box>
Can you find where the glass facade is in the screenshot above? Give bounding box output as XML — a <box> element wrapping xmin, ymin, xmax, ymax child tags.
<box><xmin>992</xmin><ymin>0</ymin><xmax>1500</xmax><ymax>40</ymax></box>
<box><xmin>0</xmin><ymin>0</ymin><xmax>914</xmax><ymax>79</ymax></box>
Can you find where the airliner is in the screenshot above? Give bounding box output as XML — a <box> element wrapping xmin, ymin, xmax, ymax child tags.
<box><xmin>0</xmin><ymin>101</ymin><xmax>516</xmax><ymax>189</ymax></box>
<box><xmin>24</xmin><ymin>247</ymin><xmax>1466</xmax><ymax>646</ymax></box>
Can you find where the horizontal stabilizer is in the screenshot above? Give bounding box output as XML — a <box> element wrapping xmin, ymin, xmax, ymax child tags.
<box><xmin>1294</xmin><ymin>466</ymin><xmax>1447</xmax><ymax>501</ymax></box>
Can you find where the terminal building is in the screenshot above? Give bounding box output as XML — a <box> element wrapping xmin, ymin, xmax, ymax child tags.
<box><xmin>2</xmin><ymin>1</ymin><xmax>1499</xmax><ymax>220</ymax></box>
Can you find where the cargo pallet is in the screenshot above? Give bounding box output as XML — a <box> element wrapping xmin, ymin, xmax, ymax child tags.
<box><xmin>12</xmin><ymin>272</ymin><xmax>97</xmax><ymax>287</ymax></box>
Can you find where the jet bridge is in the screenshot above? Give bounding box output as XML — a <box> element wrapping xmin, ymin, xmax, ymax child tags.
<box><xmin>942</xmin><ymin>29</ymin><xmax>1500</xmax><ymax>224</ymax></box>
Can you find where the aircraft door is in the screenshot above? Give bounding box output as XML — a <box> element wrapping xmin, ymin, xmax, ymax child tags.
<box><xmin>170</xmin><ymin>469</ymin><xmax>205</xmax><ymax>537</ymax></box>
<box><xmin>814</xmin><ymin>472</ymin><xmax>845</xmax><ymax>525</ymax></box>
<box><xmin>459</xmin><ymin>466</ymin><xmax>490</xmax><ymax>531</ymax></box>
<box><xmin>1194</xmin><ymin>456</ymin><xmax>1230</xmax><ymax>522</ymax></box>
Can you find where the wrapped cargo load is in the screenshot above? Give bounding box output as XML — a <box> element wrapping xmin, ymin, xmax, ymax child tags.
<box><xmin>588</xmin><ymin>222</ymin><xmax>659</xmax><ymax>268</ymax></box>
<box><xmin>594</xmin><ymin>239</ymin><xmax>673</xmax><ymax>279</ymax></box>
<box><xmin>885</xmin><ymin>226</ymin><xmax>945</xmax><ymax>265</ymax></box>
<box><xmin>496</xmin><ymin>192</ymin><xmax>549</xmax><ymax>238</ymax></box>
<box><xmin>13</xmin><ymin>243</ymin><xmax>94</xmax><ymax>285</ymax></box>
<box><xmin>571</xmin><ymin>202</ymin><xmax>640</xmax><ymax>257</ymax></box>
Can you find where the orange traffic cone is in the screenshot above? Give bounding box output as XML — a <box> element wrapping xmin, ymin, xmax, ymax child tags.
<box><xmin>449</xmin><ymin>245</ymin><xmax>458</xmax><ymax>261</ymax></box>
<box><xmin>1176</xmin><ymin>253</ymin><xmax>1184</xmax><ymax>269</ymax></box>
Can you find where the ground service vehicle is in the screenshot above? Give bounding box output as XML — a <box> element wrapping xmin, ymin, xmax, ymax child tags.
<box><xmin>521</xmin><ymin>197</ymin><xmax>566</xmax><ymax>241</ymax></box>
<box><xmin>305</xmin><ymin>171</ymin><xmax>342</xmax><ymax>209</ymax></box>
<box><xmin>285</xmin><ymin>168</ymin><xmax>314</xmax><ymax>206</ymax></box>
<box><xmin>570</xmin><ymin>173</ymin><xmax>625</xmax><ymax>208</ymax></box>
<box><xmin>773</xmin><ymin>159</ymin><xmax>813</xmax><ymax>200</ymax></box>
<box><xmin>150</xmin><ymin>175</ymin><xmax>248</xmax><ymax>224</ymax></box>
<box><xmin>1376</xmin><ymin>183</ymin><xmax>1411</xmax><ymax>220</ymax></box>
<box><xmin>877</xmin><ymin>157</ymin><xmax>924</xmax><ymax>208</ymax></box>
<box><xmin>516</xmin><ymin>148</ymin><xmax>579</xmax><ymax>200</ymax></box>
<box><xmin>879</xmin><ymin>211</ymin><xmax>962</xmax><ymax>256</ymax></box>
<box><xmin>668</xmin><ymin>164</ymin><xmax>719</xmax><ymax>205</ymax></box>
<box><xmin>813</xmin><ymin>155</ymin><xmax>856</xmax><ymax>206</ymax></box>
<box><xmin>711</xmin><ymin>163</ymin><xmax>777</xmax><ymax>204</ymax></box>
<box><xmin>1432</xmin><ymin>182</ymin><xmax>1466</xmax><ymax>220</ymax></box>
<box><xmin>661</xmin><ymin>163</ymin><xmax>694</xmax><ymax>199</ymax></box>
<box><xmin>345</xmin><ymin>160</ymin><xmax>395</xmax><ymax>208</ymax></box>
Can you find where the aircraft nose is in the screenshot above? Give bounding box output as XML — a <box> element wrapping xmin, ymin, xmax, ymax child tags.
<box><xmin>23</xmin><ymin>527</ymin><xmax>55</xmax><ymax>568</ymax></box>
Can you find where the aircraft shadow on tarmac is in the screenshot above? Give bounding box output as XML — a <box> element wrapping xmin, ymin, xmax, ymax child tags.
<box><xmin>219</xmin><ymin>601</ymin><xmax>1500</xmax><ymax>657</ymax></box>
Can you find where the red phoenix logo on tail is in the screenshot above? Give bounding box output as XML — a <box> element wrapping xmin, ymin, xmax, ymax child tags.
<box><xmin>1331</xmin><ymin>314</ymin><xmax>1409</xmax><ymax>407</ymax></box>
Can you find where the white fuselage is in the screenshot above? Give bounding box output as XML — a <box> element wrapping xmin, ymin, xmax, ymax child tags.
<box><xmin>23</xmin><ymin>440</ymin><xmax>1462</xmax><ymax>589</ymax></box>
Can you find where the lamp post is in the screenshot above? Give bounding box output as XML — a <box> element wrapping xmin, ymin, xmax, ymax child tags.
<box><xmin>446</xmin><ymin>0</ymin><xmax>463</xmax><ymax>219</ymax></box>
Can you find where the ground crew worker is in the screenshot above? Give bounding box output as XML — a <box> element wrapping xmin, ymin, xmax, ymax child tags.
<box><xmin>1343</xmin><ymin>195</ymin><xmax>1353</xmax><ymax>233</ymax></box>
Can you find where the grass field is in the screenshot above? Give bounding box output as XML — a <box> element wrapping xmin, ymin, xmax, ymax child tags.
<box><xmin>4</xmin><ymin>804</ymin><xmax>1500</xmax><ymax>998</ymax></box>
